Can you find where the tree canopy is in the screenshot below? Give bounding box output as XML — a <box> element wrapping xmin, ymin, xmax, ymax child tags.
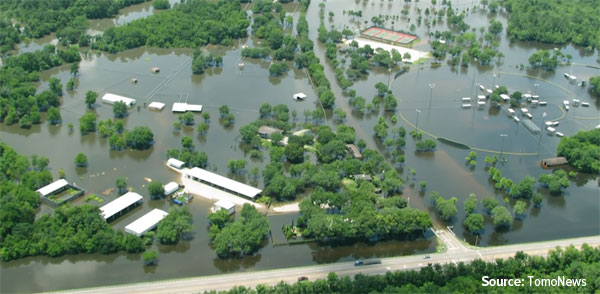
<box><xmin>211</xmin><ymin>204</ymin><xmax>270</xmax><ymax>257</ymax></box>
<box><xmin>556</xmin><ymin>129</ymin><xmax>600</xmax><ymax>174</ymax></box>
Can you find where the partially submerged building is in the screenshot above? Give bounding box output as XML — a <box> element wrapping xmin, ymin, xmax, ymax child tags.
<box><xmin>185</xmin><ymin>167</ymin><xmax>262</xmax><ymax>199</ymax></box>
<box><xmin>213</xmin><ymin>199</ymin><xmax>235</xmax><ymax>215</ymax></box>
<box><xmin>101</xmin><ymin>93</ymin><xmax>136</xmax><ymax>106</ymax></box>
<box><xmin>148</xmin><ymin>102</ymin><xmax>165</xmax><ymax>111</ymax></box>
<box><xmin>167</xmin><ymin>158</ymin><xmax>185</xmax><ymax>169</ymax></box>
<box><xmin>258</xmin><ymin>125</ymin><xmax>283</xmax><ymax>138</ymax></box>
<box><xmin>99</xmin><ymin>192</ymin><xmax>143</xmax><ymax>222</ymax></box>
<box><xmin>522</xmin><ymin>119</ymin><xmax>541</xmax><ymax>134</ymax></box>
<box><xmin>172</xmin><ymin>102</ymin><xmax>203</xmax><ymax>113</ymax></box>
<box><xmin>346</xmin><ymin>144</ymin><xmax>363</xmax><ymax>159</ymax></box>
<box><xmin>163</xmin><ymin>182</ymin><xmax>179</xmax><ymax>196</ymax></box>
<box><xmin>352</xmin><ymin>174</ymin><xmax>372</xmax><ymax>182</ymax></box>
<box><xmin>124</xmin><ymin>209</ymin><xmax>169</xmax><ymax>236</ymax></box>
<box><xmin>36</xmin><ymin>179</ymin><xmax>85</xmax><ymax>206</ymax></box>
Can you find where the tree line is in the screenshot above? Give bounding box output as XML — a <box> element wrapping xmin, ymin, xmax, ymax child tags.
<box><xmin>209</xmin><ymin>245</ymin><xmax>599</xmax><ymax>293</ymax></box>
<box><xmin>91</xmin><ymin>0</ymin><xmax>249</xmax><ymax>53</ymax></box>
<box><xmin>0</xmin><ymin>143</ymin><xmax>147</xmax><ymax>261</ymax></box>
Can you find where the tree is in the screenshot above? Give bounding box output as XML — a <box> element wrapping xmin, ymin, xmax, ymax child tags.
<box><xmin>488</xmin><ymin>19</ymin><xmax>503</xmax><ymax>36</ymax></box>
<box><xmin>113</xmin><ymin>101</ymin><xmax>128</xmax><ymax>118</ymax></box>
<box><xmin>153</xmin><ymin>0</ymin><xmax>170</xmax><ymax>9</ymax></box>
<box><xmin>179</xmin><ymin>111</ymin><xmax>195</xmax><ymax>125</ymax></box>
<box><xmin>513</xmin><ymin>200</ymin><xmax>527</xmax><ymax>219</ymax></box>
<box><xmin>66</xmin><ymin>78</ymin><xmax>75</xmax><ymax>91</ymax></box>
<box><xmin>49</xmin><ymin>77</ymin><xmax>63</xmax><ymax>96</ymax></box>
<box><xmin>219</xmin><ymin>105</ymin><xmax>230</xmax><ymax>118</ymax></box>
<box><xmin>533</xmin><ymin>192</ymin><xmax>543</xmax><ymax>207</ymax></box>
<box><xmin>590</xmin><ymin>76</ymin><xmax>600</xmax><ymax>95</ymax></box>
<box><xmin>124</xmin><ymin>126</ymin><xmax>154</xmax><ymax>149</ymax></box>
<box><xmin>383</xmin><ymin>94</ymin><xmax>397</xmax><ymax>111</ymax></box>
<box><xmin>463</xmin><ymin>213</ymin><xmax>484</xmax><ymax>234</ymax></box>
<box><xmin>319</xmin><ymin>90</ymin><xmax>335</xmax><ymax>109</ymax></box>
<box><xmin>538</xmin><ymin>169</ymin><xmax>571</xmax><ymax>194</ymax></box>
<box><xmin>142</xmin><ymin>250</ymin><xmax>157</xmax><ymax>265</ymax></box>
<box><xmin>491</xmin><ymin>206</ymin><xmax>513</xmax><ymax>228</ymax></box>
<box><xmin>269</xmin><ymin>62</ymin><xmax>289</xmax><ymax>76</ymax></box>
<box><xmin>181</xmin><ymin>136</ymin><xmax>194</xmax><ymax>150</ymax></box>
<box><xmin>556</xmin><ymin>129</ymin><xmax>600</xmax><ymax>174</ymax></box>
<box><xmin>79</xmin><ymin>112</ymin><xmax>97</xmax><ymax>134</ymax></box>
<box><xmin>19</xmin><ymin>115</ymin><xmax>32</xmax><ymax>129</ymax></box>
<box><xmin>212</xmin><ymin>204</ymin><xmax>269</xmax><ymax>257</ymax></box>
<box><xmin>74</xmin><ymin>153</ymin><xmax>88</xmax><ymax>167</ymax></box>
<box><xmin>227</xmin><ymin>159</ymin><xmax>247</xmax><ymax>173</ymax></box>
<box><xmin>435</xmin><ymin>196</ymin><xmax>458</xmax><ymax>221</ymax></box>
<box><xmin>375</xmin><ymin>82</ymin><xmax>389</xmax><ymax>97</ymax></box>
<box><xmin>285</xmin><ymin>143</ymin><xmax>305</xmax><ymax>164</ymax></box>
<box><xmin>482</xmin><ymin>197</ymin><xmax>498</xmax><ymax>213</ymax></box>
<box><xmin>157</xmin><ymin>207</ymin><xmax>193</xmax><ymax>244</ymax></box>
<box><xmin>85</xmin><ymin>91</ymin><xmax>98</xmax><ymax>109</ymax></box>
<box><xmin>148</xmin><ymin>181</ymin><xmax>164</xmax><ymax>198</ymax></box>
<box><xmin>197</xmin><ymin>122</ymin><xmax>208</xmax><ymax>135</ymax></box>
<box><xmin>464</xmin><ymin>193</ymin><xmax>477</xmax><ymax>214</ymax></box>
<box><xmin>47</xmin><ymin>106</ymin><xmax>62</xmax><ymax>124</ymax></box>
<box><xmin>115</xmin><ymin>177</ymin><xmax>127</xmax><ymax>194</ymax></box>
<box><xmin>70</xmin><ymin>62</ymin><xmax>79</xmax><ymax>77</ymax></box>
<box><xmin>259</xmin><ymin>103</ymin><xmax>272</xmax><ymax>118</ymax></box>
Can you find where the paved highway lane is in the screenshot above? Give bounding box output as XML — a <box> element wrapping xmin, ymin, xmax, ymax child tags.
<box><xmin>54</xmin><ymin>233</ymin><xmax>600</xmax><ymax>294</ymax></box>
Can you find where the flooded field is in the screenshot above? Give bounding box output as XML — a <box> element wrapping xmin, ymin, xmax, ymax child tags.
<box><xmin>1</xmin><ymin>0</ymin><xmax>599</xmax><ymax>292</ymax></box>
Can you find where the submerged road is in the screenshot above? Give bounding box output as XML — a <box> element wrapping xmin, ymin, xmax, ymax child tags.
<box><xmin>56</xmin><ymin>233</ymin><xmax>600</xmax><ymax>294</ymax></box>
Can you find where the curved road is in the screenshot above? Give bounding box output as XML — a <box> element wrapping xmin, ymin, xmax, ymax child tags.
<box><xmin>55</xmin><ymin>232</ymin><xmax>600</xmax><ymax>294</ymax></box>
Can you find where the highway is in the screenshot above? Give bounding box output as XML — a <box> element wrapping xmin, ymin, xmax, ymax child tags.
<box><xmin>56</xmin><ymin>231</ymin><xmax>600</xmax><ymax>294</ymax></box>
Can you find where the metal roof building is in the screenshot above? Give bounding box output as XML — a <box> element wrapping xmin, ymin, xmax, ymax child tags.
<box><xmin>101</xmin><ymin>93</ymin><xmax>136</xmax><ymax>106</ymax></box>
<box><xmin>185</xmin><ymin>167</ymin><xmax>262</xmax><ymax>199</ymax></box>
<box><xmin>541</xmin><ymin>157</ymin><xmax>568</xmax><ymax>168</ymax></box>
<box><xmin>172</xmin><ymin>103</ymin><xmax>203</xmax><ymax>113</ymax></box>
<box><xmin>99</xmin><ymin>192</ymin><xmax>143</xmax><ymax>221</ymax></box>
<box><xmin>213</xmin><ymin>199</ymin><xmax>235</xmax><ymax>215</ymax></box>
<box><xmin>148</xmin><ymin>102</ymin><xmax>165</xmax><ymax>110</ymax></box>
<box><xmin>522</xmin><ymin>119</ymin><xmax>541</xmax><ymax>134</ymax></box>
<box><xmin>258</xmin><ymin>125</ymin><xmax>283</xmax><ymax>138</ymax></box>
<box><xmin>167</xmin><ymin>158</ymin><xmax>185</xmax><ymax>169</ymax></box>
<box><xmin>124</xmin><ymin>209</ymin><xmax>169</xmax><ymax>236</ymax></box>
<box><xmin>36</xmin><ymin>179</ymin><xmax>69</xmax><ymax>197</ymax></box>
<box><xmin>163</xmin><ymin>182</ymin><xmax>179</xmax><ymax>195</ymax></box>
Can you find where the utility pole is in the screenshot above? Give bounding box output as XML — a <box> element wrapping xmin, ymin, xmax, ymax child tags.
<box><xmin>428</xmin><ymin>83</ymin><xmax>435</xmax><ymax>110</ymax></box>
<box><xmin>415</xmin><ymin>109</ymin><xmax>421</xmax><ymax>131</ymax></box>
<box><xmin>499</xmin><ymin>133</ymin><xmax>508</xmax><ymax>163</ymax></box>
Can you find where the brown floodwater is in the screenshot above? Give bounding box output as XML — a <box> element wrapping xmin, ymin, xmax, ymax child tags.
<box><xmin>1</xmin><ymin>0</ymin><xmax>599</xmax><ymax>292</ymax></box>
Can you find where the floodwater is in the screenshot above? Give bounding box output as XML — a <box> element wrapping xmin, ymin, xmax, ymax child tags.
<box><xmin>1</xmin><ymin>0</ymin><xmax>599</xmax><ymax>292</ymax></box>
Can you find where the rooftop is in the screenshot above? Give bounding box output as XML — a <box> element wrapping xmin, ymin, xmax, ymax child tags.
<box><xmin>124</xmin><ymin>209</ymin><xmax>169</xmax><ymax>237</ymax></box>
<box><xmin>101</xmin><ymin>93</ymin><xmax>136</xmax><ymax>106</ymax></box>
<box><xmin>172</xmin><ymin>103</ymin><xmax>203</xmax><ymax>113</ymax></box>
<box><xmin>99</xmin><ymin>192</ymin><xmax>143</xmax><ymax>220</ymax></box>
<box><xmin>186</xmin><ymin>167</ymin><xmax>262</xmax><ymax>199</ymax></box>
<box><xmin>258</xmin><ymin>125</ymin><xmax>283</xmax><ymax>135</ymax></box>
<box><xmin>36</xmin><ymin>179</ymin><xmax>69</xmax><ymax>197</ymax></box>
<box><xmin>214</xmin><ymin>199</ymin><xmax>235</xmax><ymax>210</ymax></box>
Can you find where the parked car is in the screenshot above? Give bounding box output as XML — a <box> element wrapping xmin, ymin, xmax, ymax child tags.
<box><xmin>298</xmin><ymin>276</ymin><xmax>308</xmax><ymax>281</ymax></box>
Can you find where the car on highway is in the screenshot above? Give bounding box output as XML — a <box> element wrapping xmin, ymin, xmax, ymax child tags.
<box><xmin>354</xmin><ymin>259</ymin><xmax>382</xmax><ymax>266</ymax></box>
<box><xmin>298</xmin><ymin>276</ymin><xmax>308</xmax><ymax>282</ymax></box>
<box><xmin>424</xmin><ymin>255</ymin><xmax>431</xmax><ymax>259</ymax></box>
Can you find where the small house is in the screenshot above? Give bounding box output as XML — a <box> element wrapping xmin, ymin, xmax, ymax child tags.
<box><xmin>293</xmin><ymin>93</ymin><xmax>307</xmax><ymax>100</ymax></box>
<box><xmin>213</xmin><ymin>199</ymin><xmax>235</xmax><ymax>215</ymax></box>
<box><xmin>151</xmin><ymin>67</ymin><xmax>160</xmax><ymax>73</ymax></box>
<box><xmin>541</xmin><ymin>157</ymin><xmax>568</xmax><ymax>168</ymax></box>
<box><xmin>258</xmin><ymin>125</ymin><xmax>283</xmax><ymax>138</ymax></box>
<box><xmin>163</xmin><ymin>182</ymin><xmax>179</xmax><ymax>196</ymax></box>
<box><xmin>167</xmin><ymin>158</ymin><xmax>185</xmax><ymax>169</ymax></box>
<box><xmin>346</xmin><ymin>144</ymin><xmax>362</xmax><ymax>159</ymax></box>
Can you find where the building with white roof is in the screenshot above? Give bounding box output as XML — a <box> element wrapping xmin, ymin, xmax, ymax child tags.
<box><xmin>99</xmin><ymin>192</ymin><xmax>143</xmax><ymax>221</ymax></box>
<box><xmin>163</xmin><ymin>182</ymin><xmax>179</xmax><ymax>196</ymax></box>
<box><xmin>172</xmin><ymin>103</ymin><xmax>203</xmax><ymax>113</ymax></box>
<box><xmin>124</xmin><ymin>209</ymin><xmax>169</xmax><ymax>236</ymax></box>
<box><xmin>185</xmin><ymin>167</ymin><xmax>262</xmax><ymax>199</ymax></box>
<box><xmin>101</xmin><ymin>93</ymin><xmax>136</xmax><ymax>106</ymax></box>
<box><xmin>293</xmin><ymin>93</ymin><xmax>307</xmax><ymax>100</ymax></box>
<box><xmin>36</xmin><ymin>179</ymin><xmax>69</xmax><ymax>197</ymax></box>
<box><xmin>148</xmin><ymin>102</ymin><xmax>165</xmax><ymax>110</ymax></box>
<box><xmin>167</xmin><ymin>158</ymin><xmax>185</xmax><ymax>169</ymax></box>
<box><xmin>213</xmin><ymin>199</ymin><xmax>235</xmax><ymax>215</ymax></box>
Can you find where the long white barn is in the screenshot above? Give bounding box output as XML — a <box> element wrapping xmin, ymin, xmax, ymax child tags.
<box><xmin>185</xmin><ymin>167</ymin><xmax>262</xmax><ymax>199</ymax></box>
<box><xmin>124</xmin><ymin>209</ymin><xmax>169</xmax><ymax>236</ymax></box>
<box><xmin>102</xmin><ymin>93</ymin><xmax>136</xmax><ymax>106</ymax></box>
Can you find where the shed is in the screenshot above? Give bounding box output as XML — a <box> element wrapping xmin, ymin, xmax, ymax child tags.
<box><xmin>163</xmin><ymin>182</ymin><xmax>179</xmax><ymax>196</ymax></box>
<box><xmin>346</xmin><ymin>144</ymin><xmax>362</xmax><ymax>159</ymax></box>
<box><xmin>168</xmin><ymin>158</ymin><xmax>185</xmax><ymax>169</ymax></box>
<box><xmin>99</xmin><ymin>192</ymin><xmax>143</xmax><ymax>221</ymax></box>
<box><xmin>36</xmin><ymin>179</ymin><xmax>69</xmax><ymax>197</ymax></box>
<box><xmin>213</xmin><ymin>199</ymin><xmax>235</xmax><ymax>215</ymax></box>
<box><xmin>148</xmin><ymin>102</ymin><xmax>165</xmax><ymax>111</ymax></box>
<box><xmin>124</xmin><ymin>209</ymin><xmax>169</xmax><ymax>236</ymax></box>
<box><xmin>293</xmin><ymin>93</ymin><xmax>307</xmax><ymax>100</ymax></box>
<box><xmin>500</xmin><ymin>94</ymin><xmax>510</xmax><ymax>101</ymax></box>
<box><xmin>258</xmin><ymin>125</ymin><xmax>283</xmax><ymax>138</ymax></box>
<box><xmin>151</xmin><ymin>67</ymin><xmax>160</xmax><ymax>73</ymax></box>
<box><xmin>541</xmin><ymin>157</ymin><xmax>568</xmax><ymax>168</ymax></box>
